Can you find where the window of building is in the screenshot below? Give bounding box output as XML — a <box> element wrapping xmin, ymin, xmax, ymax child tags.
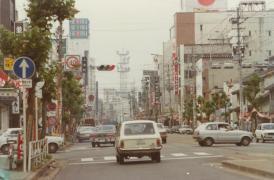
<box><xmin>249</xmin><ymin>50</ymin><xmax>252</xmax><ymax>56</ymax></box>
<box><xmin>200</xmin><ymin>25</ymin><xmax>203</xmax><ymax>31</ymax></box>
<box><xmin>249</xmin><ymin>30</ymin><xmax>252</xmax><ymax>36</ymax></box>
<box><xmin>269</xmin><ymin>30</ymin><xmax>271</xmax><ymax>36</ymax></box>
<box><xmin>269</xmin><ymin>50</ymin><xmax>272</xmax><ymax>57</ymax></box>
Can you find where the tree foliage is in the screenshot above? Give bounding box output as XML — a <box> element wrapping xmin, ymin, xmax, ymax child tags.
<box><xmin>62</xmin><ymin>72</ymin><xmax>84</xmax><ymax>122</ymax></box>
<box><xmin>243</xmin><ymin>74</ymin><xmax>263</xmax><ymax>110</ymax></box>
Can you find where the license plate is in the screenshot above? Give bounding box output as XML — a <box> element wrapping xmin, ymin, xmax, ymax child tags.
<box><xmin>136</xmin><ymin>140</ymin><xmax>146</xmax><ymax>145</ymax></box>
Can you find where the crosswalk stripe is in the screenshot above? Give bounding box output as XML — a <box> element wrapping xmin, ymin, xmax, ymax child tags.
<box><xmin>104</xmin><ymin>156</ymin><xmax>116</xmax><ymax>161</ymax></box>
<box><xmin>0</xmin><ymin>155</ymin><xmax>8</xmax><ymax>158</ymax></box>
<box><xmin>193</xmin><ymin>152</ymin><xmax>211</xmax><ymax>156</ymax></box>
<box><xmin>81</xmin><ymin>158</ymin><xmax>94</xmax><ymax>162</ymax></box>
<box><xmin>171</xmin><ymin>153</ymin><xmax>187</xmax><ymax>157</ymax></box>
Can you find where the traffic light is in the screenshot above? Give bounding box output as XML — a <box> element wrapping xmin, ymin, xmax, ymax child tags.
<box><xmin>82</xmin><ymin>56</ymin><xmax>88</xmax><ymax>73</ymax></box>
<box><xmin>97</xmin><ymin>65</ymin><xmax>115</xmax><ymax>71</ymax></box>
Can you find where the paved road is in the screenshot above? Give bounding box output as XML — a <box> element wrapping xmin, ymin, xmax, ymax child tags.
<box><xmin>53</xmin><ymin>135</ymin><xmax>274</xmax><ymax>180</ymax></box>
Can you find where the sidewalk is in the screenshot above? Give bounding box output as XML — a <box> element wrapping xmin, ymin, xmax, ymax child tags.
<box><xmin>222</xmin><ymin>153</ymin><xmax>274</xmax><ymax>179</ymax></box>
<box><xmin>0</xmin><ymin>155</ymin><xmax>29</xmax><ymax>180</ymax></box>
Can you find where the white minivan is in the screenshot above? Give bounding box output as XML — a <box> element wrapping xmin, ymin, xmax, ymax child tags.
<box><xmin>115</xmin><ymin>120</ymin><xmax>162</xmax><ymax>164</ymax></box>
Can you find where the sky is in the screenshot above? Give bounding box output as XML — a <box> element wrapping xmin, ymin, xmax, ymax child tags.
<box><xmin>15</xmin><ymin>0</ymin><xmax>274</xmax><ymax>92</ymax></box>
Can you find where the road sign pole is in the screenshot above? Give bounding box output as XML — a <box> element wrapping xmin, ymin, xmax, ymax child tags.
<box><xmin>35</xmin><ymin>96</ymin><xmax>38</xmax><ymax>141</ymax></box>
<box><xmin>22</xmin><ymin>88</ymin><xmax>27</xmax><ymax>172</ymax></box>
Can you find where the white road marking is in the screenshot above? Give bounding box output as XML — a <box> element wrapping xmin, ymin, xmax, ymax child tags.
<box><xmin>171</xmin><ymin>153</ymin><xmax>187</xmax><ymax>157</ymax></box>
<box><xmin>0</xmin><ymin>155</ymin><xmax>8</xmax><ymax>158</ymax></box>
<box><xmin>69</xmin><ymin>155</ymin><xmax>223</xmax><ymax>166</ymax></box>
<box><xmin>193</xmin><ymin>152</ymin><xmax>211</xmax><ymax>156</ymax></box>
<box><xmin>104</xmin><ymin>156</ymin><xmax>116</xmax><ymax>161</ymax></box>
<box><xmin>81</xmin><ymin>158</ymin><xmax>94</xmax><ymax>162</ymax></box>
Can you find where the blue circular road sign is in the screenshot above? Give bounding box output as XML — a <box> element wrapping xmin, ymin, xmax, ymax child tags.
<box><xmin>13</xmin><ymin>57</ymin><xmax>36</xmax><ymax>79</ymax></box>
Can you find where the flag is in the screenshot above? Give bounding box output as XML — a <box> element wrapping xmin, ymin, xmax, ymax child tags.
<box><xmin>184</xmin><ymin>0</ymin><xmax>228</xmax><ymax>12</ymax></box>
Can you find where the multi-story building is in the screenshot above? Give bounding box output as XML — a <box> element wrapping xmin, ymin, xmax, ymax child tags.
<box><xmin>0</xmin><ymin>0</ymin><xmax>16</xmax><ymax>31</ymax></box>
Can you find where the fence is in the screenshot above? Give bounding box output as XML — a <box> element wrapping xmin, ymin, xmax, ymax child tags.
<box><xmin>28</xmin><ymin>138</ymin><xmax>48</xmax><ymax>171</ymax></box>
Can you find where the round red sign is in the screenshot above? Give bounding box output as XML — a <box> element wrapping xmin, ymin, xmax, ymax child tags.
<box><xmin>66</xmin><ymin>56</ymin><xmax>81</xmax><ymax>69</ymax></box>
<box><xmin>198</xmin><ymin>0</ymin><xmax>215</xmax><ymax>6</ymax></box>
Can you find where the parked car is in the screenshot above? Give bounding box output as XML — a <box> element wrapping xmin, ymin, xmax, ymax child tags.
<box><xmin>0</xmin><ymin>128</ymin><xmax>64</xmax><ymax>154</ymax></box>
<box><xmin>77</xmin><ymin>126</ymin><xmax>96</xmax><ymax>142</ymax></box>
<box><xmin>255</xmin><ymin>123</ymin><xmax>274</xmax><ymax>143</ymax></box>
<box><xmin>178</xmin><ymin>125</ymin><xmax>193</xmax><ymax>134</ymax></box>
<box><xmin>0</xmin><ymin>128</ymin><xmax>22</xmax><ymax>154</ymax></box>
<box><xmin>157</xmin><ymin>123</ymin><xmax>167</xmax><ymax>144</ymax></box>
<box><xmin>193</xmin><ymin>122</ymin><xmax>253</xmax><ymax>147</ymax></box>
<box><xmin>46</xmin><ymin>135</ymin><xmax>64</xmax><ymax>153</ymax></box>
<box><xmin>90</xmin><ymin>125</ymin><xmax>116</xmax><ymax>147</ymax></box>
<box><xmin>115</xmin><ymin>120</ymin><xmax>162</xmax><ymax>164</ymax></box>
<box><xmin>170</xmin><ymin>125</ymin><xmax>180</xmax><ymax>134</ymax></box>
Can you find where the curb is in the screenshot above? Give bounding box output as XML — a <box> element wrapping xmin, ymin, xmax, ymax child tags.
<box><xmin>222</xmin><ymin>160</ymin><xmax>274</xmax><ymax>179</ymax></box>
<box><xmin>24</xmin><ymin>159</ymin><xmax>59</xmax><ymax>180</ymax></box>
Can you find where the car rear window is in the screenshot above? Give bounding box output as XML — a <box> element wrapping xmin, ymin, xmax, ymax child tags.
<box><xmin>98</xmin><ymin>125</ymin><xmax>116</xmax><ymax>132</ymax></box>
<box><xmin>124</xmin><ymin>123</ymin><xmax>155</xmax><ymax>135</ymax></box>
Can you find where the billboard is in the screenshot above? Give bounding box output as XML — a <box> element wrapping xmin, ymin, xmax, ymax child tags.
<box><xmin>184</xmin><ymin>0</ymin><xmax>228</xmax><ymax>12</ymax></box>
<box><xmin>69</xmin><ymin>18</ymin><xmax>90</xmax><ymax>39</ymax></box>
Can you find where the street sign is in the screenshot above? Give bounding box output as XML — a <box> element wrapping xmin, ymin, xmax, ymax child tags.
<box><xmin>4</xmin><ymin>57</ymin><xmax>14</xmax><ymax>71</ymax></box>
<box><xmin>47</xmin><ymin>111</ymin><xmax>56</xmax><ymax>117</ymax></box>
<box><xmin>13</xmin><ymin>57</ymin><xmax>35</xmax><ymax>79</ymax></box>
<box><xmin>20</xmin><ymin>79</ymin><xmax>32</xmax><ymax>88</ymax></box>
<box><xmin>12</xmin><ymin>96</ymin><xmax>20</xmax><ymax>114</ymax></box>
<box><xmin>65</xmin><ymin>55</ymin><xmax>81</xmax><ymax>71</ymax></box>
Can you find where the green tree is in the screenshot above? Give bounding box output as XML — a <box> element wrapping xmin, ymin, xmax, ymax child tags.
<box><xmin>201</xmin><ymin>101</ymin><xmax>216</xmax><ymax>121</ymax></box>
<box><xmin>183</xmin><ymin>98</ymin><xmax>193</xmax><ymax>125</ymax></box>
<box><xmin>62</xmin><ymin>72</ymin><xmax>84</xmax><ymax>136</ymax></box>
<box><xmin>211</xmin><ymin>91</ymin><xmax>231</xmax><ymax>122</ymax></box>
<box><xmin>243</xmin><ymin>74</ymin><xmax>264</xmax><ymax>131</ymax></box>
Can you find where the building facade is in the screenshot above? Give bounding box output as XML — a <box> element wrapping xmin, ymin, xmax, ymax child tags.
<box><xmin>0</xmin><ymin>0</ymin><xmax>16</xmax><ymax>31</ymax></box>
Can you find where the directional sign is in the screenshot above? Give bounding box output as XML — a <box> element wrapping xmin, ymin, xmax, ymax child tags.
<box><xmin>13</xmin><ymin>57</ymin><xmax>35</xmax><ymax>79</ymax></box>
<box><xmin>4</xmin><ymin>57</ymin><xmax>14</xmax><ymax>71</ymax></box>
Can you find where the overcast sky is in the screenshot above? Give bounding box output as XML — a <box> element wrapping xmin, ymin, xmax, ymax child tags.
<box><xmin>15</xmin><ymin>0</ymin><xmax>274</xmax><ymax>92</ymax></box>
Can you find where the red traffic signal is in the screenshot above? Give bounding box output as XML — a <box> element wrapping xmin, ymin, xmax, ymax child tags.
<box><xmin>97</xmin><ymin>65</ymin><xmax>115</xmax><ymax>71</ymax></box>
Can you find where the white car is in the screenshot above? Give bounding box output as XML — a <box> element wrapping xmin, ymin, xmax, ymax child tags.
<box><xmin>255</xmin><ymin>123</ymin><xmax>274</xmax><ymax>143</ymax></box>
<box><xmin>0</xmin><ymin>128</ymin><xmax>22</xmax><ymax>154</ymax></box>
<box><xmin>115</xmin><ymin>120</ymin><xmax>162</xmax><ymax>164</ymax></box>
<box><xmin>46</xmin><ymin>135</ymin><xmax>64</xmax><ymax>153</ymax></box>
<box><xmin>178</xmin><ymin>125</ymin><xmax>193</xmax><ymax>134</ymax></box>
<box><xmin>193</xmin><ymin>122</ymin><xmax>253</xmax><ymax>147</ymax></box>
<box><xmin>0</xmin><ymin>128</ymin><xmax>64</xmax><ymax>154</ymax></box>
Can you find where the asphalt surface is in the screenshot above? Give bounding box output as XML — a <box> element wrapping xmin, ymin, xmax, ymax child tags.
<box><xmin>53</xmin><ymin>134</ymin><xmax>274</xmax><ymax>180</ymax></box>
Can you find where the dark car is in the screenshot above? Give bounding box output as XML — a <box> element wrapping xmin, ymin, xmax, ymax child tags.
<box><xmin>91</xmin><ymin>125</ymin><xmax>116</xmax><ymax>147</ymax></box>
<box><xmin>77</xmin><ymin>126</ymin><xmax>96</xmax><ymax>142</ymax></box>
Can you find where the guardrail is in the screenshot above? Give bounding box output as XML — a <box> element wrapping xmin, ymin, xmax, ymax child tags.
<box><xmin>28</xmin><ymin>138</ymin><xmax>48</xmax><ymax>171</ymax></box>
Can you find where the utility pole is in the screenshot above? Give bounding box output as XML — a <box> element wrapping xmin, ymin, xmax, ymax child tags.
<box><xmin>167</xmin><ymin>65</ymin><xmax>173</xmax><ymax>127</ymax></box>
<box><xmin>191</xmin><ymin>47</ymin><xmax>197</xmax><ymax>128</ymax></box>
<box><xmin>231</xmin><ymin>7</ymin><xmax>244</xmax><ymax>128</ymax></box>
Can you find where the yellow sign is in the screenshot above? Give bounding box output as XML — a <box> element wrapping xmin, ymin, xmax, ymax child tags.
<box><xmin>4</xmin><ymin>57</ymin><xmax>14</xmax><ymax>71</ymax></box>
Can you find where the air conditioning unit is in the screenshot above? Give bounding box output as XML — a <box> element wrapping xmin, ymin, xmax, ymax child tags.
<box><xmin>223</xmin><ymin>63</ymin><xmax>234</xmax><ymax>69</ymax></box>
<box><xmin>242</xmin><ymin>63</ymin><xmax>252</xmax><ymax>68</ymax></box>
<box><xmin>211</xmin><ymin>63</ymin><xmax>221</xmax><ymax>69</ymax></box>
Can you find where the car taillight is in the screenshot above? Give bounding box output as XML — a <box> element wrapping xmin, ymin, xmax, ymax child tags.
<box><xmin>156</xmin><ymin>139</ymin><xmax>161</xmax><ymax>147</ymax></box>
<box><xmin>120</xmin><ymin>140</ymin><xmax>124</xmax><ymax>148</ymax></box>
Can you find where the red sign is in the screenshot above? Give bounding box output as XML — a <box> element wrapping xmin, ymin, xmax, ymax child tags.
<box><xmin>198</xmin><ymin>0</ymin><xmax>215</xmax><ymax>6</ymax></box>
<box><xmin>65</xmin><ymin>55</ymin><xmax>81</xmax><ymax>70</ymax></box>
<box><xmin>173</xmin><ymin>52</ymin><xmax>179</xmax><ymax>96</ymax></box>
<box><xmin>47</xmin><ymin>103</ymin><xmax>56</xmax><ymax>111</ymax></box>
<box><xmin>48</xmin><ymin>117</ymin><xmax>56</xmax><ymax>125</ymax></box>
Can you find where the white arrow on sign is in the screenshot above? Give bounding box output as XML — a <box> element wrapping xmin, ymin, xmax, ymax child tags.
<box><xmin>19</xmin><ymin>59</ymin><xmax>29</xmax><ymax>78</ymax></box>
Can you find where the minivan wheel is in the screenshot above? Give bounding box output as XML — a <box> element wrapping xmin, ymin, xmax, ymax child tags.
<box><xmin>152</xmin><ymin>152</ymin><xmax>161</xmax><ymax>163</ymax></box>
<box><xmin>204</xmin><ymin>138</ymin><xmax>214</xmax><ymax>147</ymax></box>
<box><xmin>241</xmin><ymin>137</ymin><xmax>251</xmax><ymax>146</ymax></box>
